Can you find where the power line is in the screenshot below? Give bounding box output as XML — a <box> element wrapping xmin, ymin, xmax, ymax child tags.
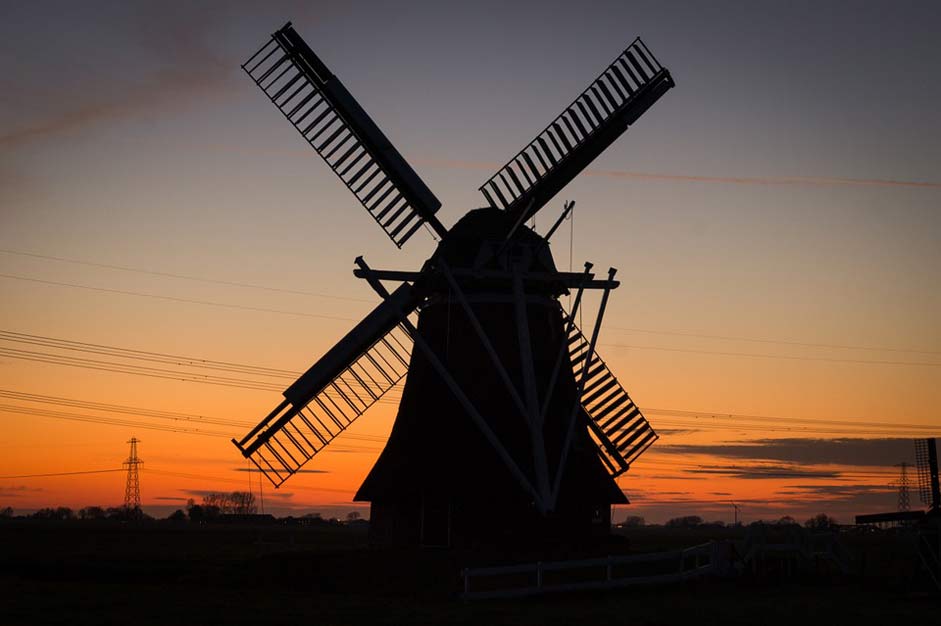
<box><xmin>0</xmin><ymin>389</ymin><xmax>394</xmax><ymax>443</ymax></box>
<box><xmin>1</xmin><ymin>392</ymin><xmax>933</xmax><ymax>449</ymax></box>
<box><xmin>4</xmin><ymin>268</ymin><xmax>937</xmax><ymax>365</ymax></box>
<box><xmin>644</xmin><ymin>407</ymin><xmax>941</xmax><ymax>433</ymax></box>
<box><xmin>1</xmin><ymin>329</ymin><xmax>937</xmax><ymax>439</ymax></box>
<box><xmin>10</xmin><ymin>248</ymin><xmax>938</xmax><ymax>356</ymax></box>
<box><xmin>0</xmin><ymin>331</ymin><xmax>405</xmax><ymax>403</ymax></box>
<box><xmin>0</xmin><ymin>401</ymin><xmax>389</xmax><ymax>450</ymax></box>
<box><xmin>605</xmin><ymin>326</ymin><xmax>941</xmax><ymax>357</ymax></box>
<box><xmin>0</xmin><ymin>273</ymin><xmax>361</xmax><ymax>322</ymax></box>
<box><xmin>0</xmin><ymin>346</ymin><xmax>404</xmax><ymax>403</ymax></box>
<box><xmin>6</xmin><ymin>271</ymin><xmax>936</xmax><ymax>366</ymax></box>
<box><xmin>0</xmin><ymin>248</ymin><xmax>373</xmax><ymax>303</ymax></box>
<box><xmin>0</xmin><ymin>468</ymin><xmax>124</xmax><ymax>479</ymax></box>
<box><xmin>0</xmin><ymin>347</ymin><xmax>285</xmax><ymax>392</ymax></box>
<box><xmin>2</xmin><ymin>332</ymin><xmax>935</xmax><ymax>438</ymax></box>
<box><xmin>0</xmin><ymin>330</ymin><xmax>300</xmax><ymax>378</ymax></box>
<box><xmin>650</xmin><ymin>418</ymin><xmax>937</xmax><ymax>437</ymax></box>
<box><xmin>0</xmin><ymin>331</ymin><xmax>939</xmax><ymax>434</ymax></box>
<box><xmin>604</xmin><ymin>343</ymin><xmax>941</xmax><ymax>367</ymax></box>
<box><xmin>0</xmin><ymin>389</ymin><xmax>256</xmax><ymax>428</ymax></box>
<box><xmin>0</xmin><ymin>404</ymin><xmax>233</xmax><ymax>437</ymax></box>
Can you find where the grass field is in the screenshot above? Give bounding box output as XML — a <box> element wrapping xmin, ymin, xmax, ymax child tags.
<box><xmin>1</xmin><ymin>520</ymin><xmax>938</xmax><ymax>625</ymax></box>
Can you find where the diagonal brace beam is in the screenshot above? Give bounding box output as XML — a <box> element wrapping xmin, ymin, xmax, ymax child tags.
<box><xmin>538</xmin><ymin>262</ymin><xmax>592</xmax><ymax>427</ymax></box>
<box><xmin>512</xmin><ymin>263</ymin><xmax>552</xmax><ymax>503</ymax></box>
<box><xmin>438</xmin><ymin>259</ymin><xmax>531</xmax><ymax>428</ymax></box>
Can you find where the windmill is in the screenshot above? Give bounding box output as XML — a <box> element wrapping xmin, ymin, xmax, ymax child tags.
<box><xmin>233</xmin><ymin>22</ymin><xmax>674</xmax><ymax>546</ymax></box>
<box><xmin>915</xmin><ymin>438</ymin><xmax>940</xmax><ymax>515</ymax></box>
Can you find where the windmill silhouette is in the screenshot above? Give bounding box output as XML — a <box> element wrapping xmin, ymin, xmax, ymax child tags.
<box><xmin>233</xmin><ymin>22</ymin><xmax>674</xmax><ymax>546</ymax></box>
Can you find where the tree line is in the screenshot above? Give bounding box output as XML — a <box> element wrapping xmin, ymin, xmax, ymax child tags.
<box><xmin>617</xmin><ymin>513</ymin><xmax>840</xmax><ymax>529</ymax></box>
<box><xmin>1</xmin><ymin>491</ymin><xmax>259</xmax><ymax>522</ymax></box>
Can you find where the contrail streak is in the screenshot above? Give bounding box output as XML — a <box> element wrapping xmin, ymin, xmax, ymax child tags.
<box><xmin>412</xmin><ymin>157</ymin><xmax>941</xmax><ymax>190</ymax></box>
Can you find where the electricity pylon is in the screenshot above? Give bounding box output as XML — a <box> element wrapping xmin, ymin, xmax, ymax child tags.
<box><xmin>123</xmin><ymin>437</ymin><xmax>142</xmax><ymax>513</ymax></box>
<box><xmin>893</xmin><ymin>462</ymin><xmax>911</xmax><ymax>512</ymax></box>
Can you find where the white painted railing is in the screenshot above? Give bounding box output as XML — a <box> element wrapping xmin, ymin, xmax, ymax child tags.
<box><xmin>462</xmin><ymin>542</ymin><xmax>721</xmax><ymax>600</ymax></box>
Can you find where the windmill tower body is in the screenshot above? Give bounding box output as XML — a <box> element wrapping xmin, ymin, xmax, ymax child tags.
<box><xmin>233</xmin><ymin>22</ymin><xmax>673</xmax><ymax>548</ymax></box>
<box><xmin>356</xmin><ymin>210</ymin><xmax>625</xmax><ymax>546</ymax></box>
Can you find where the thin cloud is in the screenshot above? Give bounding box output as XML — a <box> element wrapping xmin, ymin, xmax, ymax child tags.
<box><xmin>687</xmin><ymin>464</ymin><xmax>841</xmax><ymax>480</ymax></box>
<box><xmin>656</xmin><ymin>437</ymin><xmax>919</xmax><ymax>467</ymax></box>
<box><xmin>778</xmin><ymin>484</ymin><xmax>893</xmax><ymax>498</ymax></box>
<box><xmin>0</xmin><ymin>485</ymin><xmax>43</xmax><ymax>496</ymax></box>
<box><xmin>656</xmin><ymin>428</ymin><xmax>701</xmax><ymax>436</ymax></box>
<box><xmin>181</xmin><ymin>488</ymin><xmax>294</xmax><ymax>500</ymax></box>
<box><xmin>413</xmin><ymin>157</ymin><xmax>941</xmax><ymax>191</ymax></box>
<box><xmin>586</xmin><ymin>168</ymin><xmax>941</xmax><ymax>190</ymax></box>
<box><xmin>0</xmin><ymin>6</ymin><xmax>233</xmax><ymax>151</ymax></box>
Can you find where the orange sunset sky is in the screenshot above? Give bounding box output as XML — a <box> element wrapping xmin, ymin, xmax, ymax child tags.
<box><xmin>1</xmin><ymin>1</ymin><xmax>939</xmax><ymax>523</ymax></box>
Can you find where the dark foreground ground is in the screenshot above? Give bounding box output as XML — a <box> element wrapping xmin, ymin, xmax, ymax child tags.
<box><xmin>1</xmin><ymin>521</ymin><xmax>938</xmax><ymax>625</ymax></box>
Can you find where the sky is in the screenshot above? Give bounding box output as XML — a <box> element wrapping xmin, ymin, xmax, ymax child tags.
<box><xmin>1</xmin><ymin>0</ymin><xmax>939</xmax><ymax>523</ymax></box>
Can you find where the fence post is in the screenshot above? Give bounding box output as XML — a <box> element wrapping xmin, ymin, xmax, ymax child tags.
<box><xmin>537</xmin><ymin>562</ymin><xmax>543</xmax><ymax>590</ymax></box>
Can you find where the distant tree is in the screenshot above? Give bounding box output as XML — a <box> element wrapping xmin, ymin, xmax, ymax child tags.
<box><xmin>621</xmin><ymin>515</ymin><xmax>646</xmax><ymax>527</ymax></box>
<box><xmin>101</xmin><ymin>506</ymin><xmax>147</xmax><ymax>521</ymax></box>
<box><xmin>106</xmin><ymin>507</ymin><xmax>126</xmax><ymax>520</ymax></box>
<box><xmin>167</xmin><ymin>509</ymin><xmax>187</xmax><ymax>522</ymax></box>
<box><xmin>776</xmin><ymin>515</ymin><xmax>798</xmax><ymax>526</ymax></box>
<box><xmin>187</xmin><ymin>504</ymin><xmax>205</xmax><ymax>522</ymax></box>
<box><xmin>346</xmin><ymin>511</ymin><xmax>361</xmax><ymax>522</ymax></box>
<box><xmin>32</xmin><ymin>507</ymin><xmax>75</xmax><ymax>521</ymax></box>
<box><xmin>0</xmin><ymin>506</ymin><xmax>13</xmax><ymax>518</ymax></box>
<box><xmin>31</xmin><ymin>508</ymin><xmax>55</xmax><ymax>520</ymax></box>
<box><xmin>665</xmin><ymin>515</ymin><xmax>703</xmax><ymax>528</ymax></box>
<box><xmin>706</xmin><ymin>520</ymin><xmax>726</xmax><ymax>528</ymax></box>
<box><xmin>200</xmin><ymin>492</ymin><xmax>256</xmax><ymax>515</ymax></box>
<box><xmin>229</xmin><ymin>492</ymin><xmax>257</xmax><ymax>515</ymax></box>
<box><xmin>202</xmin><ymin>492</ymin><xmax>230</xmax><ymax>512</ymax></box>
<box><xmin>56</xmin><ymin>506</ymin><xmax>75</xmax><ymax>520</ymax></box>
<box><xmin>804</xmin><ymin>513</ymin><xmax>838</xmax><ymax>530</ymax></box>
<box><xmin>79</xmin><ymin>506</ymin><xmax>106</xmax><ymax>520</ymax></box>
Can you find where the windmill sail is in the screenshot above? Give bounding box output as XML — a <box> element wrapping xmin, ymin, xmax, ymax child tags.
<box><xmin>915</xmin><ymin>438</ymin><xmax>941</xmax><ymax>510</ymax></box>
<box><xmin>233</xmin><ymin>283</ymin><xmax>422</xmax><ymax>487</ymax></box>
<box><xmin>565</xmin><ymin>315</ymin><xmax>658</xmax><ymax>476</ymax></box>
<box><xmin>243</xmin><ymin>23</ymin><xmax>446</xmax><ymax>248</ymax></box>
<box><xmin>479</xmin><ymin>38</ymin><xmax>674</xmax><ymax>225</ymax></box>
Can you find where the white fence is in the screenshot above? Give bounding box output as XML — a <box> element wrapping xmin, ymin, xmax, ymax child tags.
<box><xmin>462</xmin><ymin>541</ymin><xmax>727</xmax><ymax>600</ymax></box>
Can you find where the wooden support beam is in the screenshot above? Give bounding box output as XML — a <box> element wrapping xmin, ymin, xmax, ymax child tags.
<box><xmin>512</xmin><ymin>263</ymin><xmax>552</xmax><ymax>503</ymax></box>
<box><xmin>550</xmin><ymin>267</ymin><xmax>617</xmax><ymax>510</ymax></box>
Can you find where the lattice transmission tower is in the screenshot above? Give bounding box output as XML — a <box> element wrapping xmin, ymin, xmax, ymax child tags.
<box><xmin>123</xmin><ymin>437</ymin><xmax>142</xmax><ymax>512</ymax></box>
<box><xmin>893</xmin><ymin>462</ymin><xmax>911</xmax><ymax>512</ymax></box>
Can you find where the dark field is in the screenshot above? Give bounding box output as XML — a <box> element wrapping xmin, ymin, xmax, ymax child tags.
<box><xmin>1</xmin><ymin>521</ymin><xmax>938</xmax><ymax>625</ymax></box>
